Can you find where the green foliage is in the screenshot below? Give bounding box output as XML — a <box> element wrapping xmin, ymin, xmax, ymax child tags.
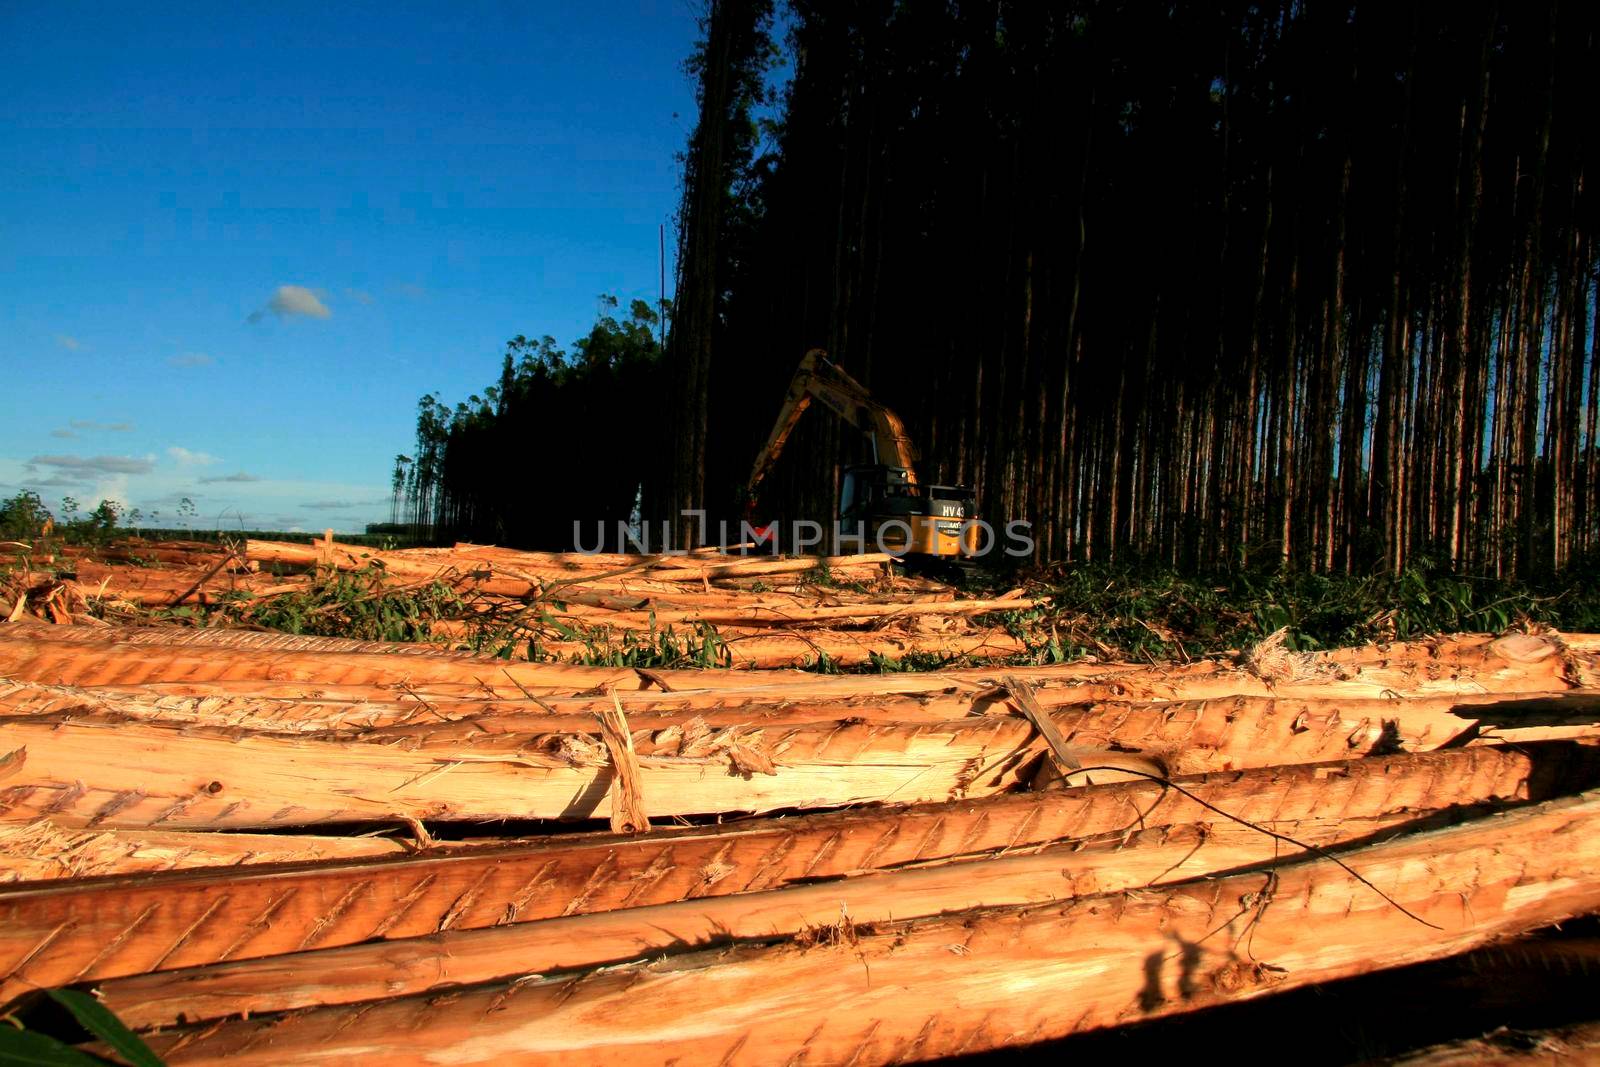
<box><xmin>456</xmin><ymin>604</ymin><xmax>735</xmax><ymax>669</ymax></box>
<box><xmin>1021</xmin><ymin>560</ymin><xmax>1600</xmax><ymax>663</ymax></box>
<box><xmin>548</xmin><ymin>618</ymin><xmax>733</xmax><ymax>669</ymax></box>
<box><xmin>170</xmin><ymin>567</ymin><xmax>466</xmax><ymax>643</ymax></box>
<box><xmin>799</xmin><ymin>559</ymin><xmax>835</xmax><ymax>589</ymax></box>
<box><xmin>0</xmin><ymin>492</ymin><xmax>51</xmax><ymax>541</ymax></box>
<box><xmin>865</xmin><ymin>650</ymin><xmax>969</xmax><ymax>673</ymax></box>
<box><xmin>803</xmin><ymin>651</ymin><xmax>841</xmax><ymax>674</ymax></box>
<box><xmin>75</xmin><ymin>502</ymin><xmax>124</xmax><ymax>544</ymax></box>
<box><xmin>0</xmin><ymin>492</ymin><xmax>306</xmax><ymax>549</ymax></box>
<box><xmin>0</xmin><ymin>988</ymin><xmax>163</xmax><ymax>1066</ymax></box>
<box><xmin>0</xmin><ymin>1027</ymin><xmax>107</xmax><ymax>1066</ymax></box>
<box><xmin>44</xmin><ymin>991</ymin><xmax>162</xmax><ymax>1067</ymax></box>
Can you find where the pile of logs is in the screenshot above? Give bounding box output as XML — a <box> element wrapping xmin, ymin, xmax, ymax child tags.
<box><xmin>1</xmin><ymin>619</ymin><xmax>1599</xmax><ymax>1062</ymax></box>
<box><xmin>1</xmin><ymin>537</ymin><xmax>1041</xmax><ymax>667</ymax></box>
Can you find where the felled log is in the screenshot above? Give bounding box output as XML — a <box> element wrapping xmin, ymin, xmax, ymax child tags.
<box><xmin>0</xmin><ymin>820</ymin><xmax>412</xmax><ymax>883</ymax></box>
<box><xmin>71</xmin><ymin>562</ymin><xmax>294</xmax><ymax>607</ymax></box>
<box><xmin>531</xmin><ymin>595</ymin><xmax>1040</xmax><ymax>629</ymax></box>
<box><xmin>1</xmin><ymin>621</ymin><xmax>480</xmax><ymax>659</ymax></box>
<box><xmin>4</xmin><ymin>743</ymin><xmax>1592</xmax><ymax>1004</ymax></box>
<box><xmin>0</xmin><ymin>630</ymin><xmax>641</xmax><ymax>692</ymax></box>
<box><xmin>0</xmin><ymin>708</ymin><xmax>1173</xmax><ymax>829</ymax></box>
<box><xmin>69</xmin><ymin>544</ymin><xmax>239</xmax><ymax>569</ymax></box>
<box><xmin>132</xmin><ymin>791</ymin><xmax>1600</xmax><ymax>1065</ymax></box>
<box><xmin>13</xmin><ymin>675</ymin><xmax>1562</xmax><ymax>743</ymax></box>
<box><xmin>634</xmin><ymin>553</ymin><xmax>893</xmax><ymax>581</ymax></box>
<box><xmin>5</xmin><ymin>684</ymin><xmax>1600</xmax><ymax>833</ymax></box>
<box><xmin>251</xmin><ymin>540</ymin><xmax>706</xmax><ymax>576</ymax></box>
<box><xmin>0</xmin><ymin>679</ymin><xmax>979</xmax><ymax>733</ymax></box>
<box><xmin>246</xmin><ymin>541</ymin><xmax>550</xmax><ymax>598</ymax></box>
<box><xmin>244</xmin><ymin>539</ymin><xmax>892</xmax><ymax>589</ymax></box>
<box><xmin>345</xmin><ymin>690</ymin><xmax>1600</xmax><ymax>747</ymax></box>
<box><xmin>95</xmin><ymin>811</ymin><xmax>1438</xmax><ymax>1029</ymax></box>
<box><xmin>332</xmin><ymin>689</ymin><xmax>1600</xmax><ymax>757</ymax></box>
<box><xmin>3</xmin><ymin>626</ymin><xmax>1593</xmax><ymax>703</ymax></box>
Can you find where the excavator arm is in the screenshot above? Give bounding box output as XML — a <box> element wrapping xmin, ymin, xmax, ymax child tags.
<box><xmin>744</xmin><ymin>348</ymin><xmax>978</xmax><ymax>562</ymax></box>
<box><xmin>746</xmin><ymin>349</ymin><xmax>920</xmax><ymax>508</ymax></box>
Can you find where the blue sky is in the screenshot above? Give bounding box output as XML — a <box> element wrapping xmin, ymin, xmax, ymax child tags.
<box><xmin>0</xmin><ymin>1</ymin><xmax>700</xmax><ymax>532</ymax></box>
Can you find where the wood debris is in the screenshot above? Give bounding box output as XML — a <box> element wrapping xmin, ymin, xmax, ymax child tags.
<box><xmin>0</xmin><ymin>595</ymin><xmax>1597</xmax><ymax>1062</ymax></box>
<box><xmin>3</xmin><ymin>537</ymin><xmax>1041</xmax><ymax>667</ymax></box>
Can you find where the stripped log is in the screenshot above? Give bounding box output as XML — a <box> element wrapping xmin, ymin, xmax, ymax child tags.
<box><xmin>132</xmin><ymin>792</ymin><xmax>1600</xmax><ymax>1065</ymax></box>
<box><xmin>72</xmin><ymin>563</ymin><xmax>301</xmax><ymax>607</ymax></box>
<box><xmin>6</xmin><ymin>674</ymin><xmax>1599</xmax><ymax>744</ymax></box>
<box><xmin>629</xmin><ymin>554</ymin><xmax>893</xmax><ymax>582</ymax></box>
<box><xmin>244</xmin><ymin>539</ymin><xmax>892</xmax><ymax>587</ymax></box>
<box><xmin>2</xmin><ymin>627</ymin><xmax>1593</xmax><ymax>702</ymax></box>
<box><xmin>245</xmin><ymin>539</ymin><xmax>711</xmax><ymax>574</ymax></box>
<box><xmin>451</xmin><ymin>542</ymin><xmax>737</xmax><ymax>566</ymax></box>
<box><xmin>3</xmin><ymin>743</ymin><xmax>1594</xmax><ymax>1005</ymax></box>
<box><xmin>0</xmin><ymin>708</ymin><xmax>1161</xmax><ymax>829</ymax></box>
<box><xmin>0</xmin><ymin>631</ymin><xmax>644</xmax><ymax>692</ymax></box>
<box><xmin>0</xmin><ymin>679</ymin><xmax>977</xmax><ymax>733</ymax></box>
<box><xmin>0</xmin><ymin>619</ymin><xmax>1554</xmax><ymax>672</ymax></box>
<box><xmin>5</xmin><ymin>689</ymin><xmax>1600</xmax><ymax>832</ymax></box>
<box><xmin>65</xmin><ymin>544</ymin><xmax>239</xmax><ymax>569</ymax></box>
<box><xmin>532</xmin><ymin>596</ymin><xmax>1040</xmax><ymax>628</ymax></box>
<box><xmin>96</xmin><ymin>811</ymin><xmax>1435</xmax><ymax>1029</ymax></box>
<box><xmin>0</xmin><ymin>821</ymin><xmax>413</xmax><ymax>883</ymax></box>
<box><xmin>274</xmin><ymin>692</ymin><xmax>1600</xmax><ymax>768</ymax></box>
<box><xmin>1566</xmin><ymin>633</ymin><xmax>1600</xmax><ymax>654</ymax></box>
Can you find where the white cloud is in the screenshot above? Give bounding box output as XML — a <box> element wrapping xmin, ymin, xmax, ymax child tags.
<box><xmin>248</xmin><ymin>284</ymin><xmax>331</xmax><ymax>323</ymax></box>
<box><xmin>49</xmin><ymin>429</ymin><xmax>76</xmax><ymax>440</ymax></box>
<box><xmin>55</xmin><ymin>334</ymin><xmax>83</xmax><ymax>351</ymax></box>
<box><xmin>199</xmin><ymin>471</ymin><xmax>261</xmax><ymax>484</ymax></box>
<box><xmin>168</xmin><ymin>352</ymin><xmax>214</xmax><ymax>367</ymax></box>
<box><xmin>93</xmin><ymin>475</ymin><xmax>131</xmax><ymax>508</ymax></box>
<box><xmin>70</xmin><ymin>420</ymin><xmax>134</xmax><ymax>432</ymax></box>
<box><xmin>167</xmin><ymin>446</ymin><xmax>221</xmax><ymax>467</ymax></box>
<box><xmin>345</xmin><ymin>288</ymin><xmax>374</xmax><ymax>305</ymax></box>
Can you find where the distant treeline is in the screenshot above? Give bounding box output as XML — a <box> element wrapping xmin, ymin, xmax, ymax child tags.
<box><xmin>409</xmin><ymin>0</ymin><xmax>1599</xmax><ymax>578</ymax></box>
<box><xmin>397</xmin><ymin>298</ymin><xmax>666</xmax><ymax>549</ymax></box>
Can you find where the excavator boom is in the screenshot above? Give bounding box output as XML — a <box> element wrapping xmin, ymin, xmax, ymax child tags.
<box><xmin>745</xmin><ymin>349</ymin><xmax>978</xmax><ymax>562</ymax></box>
<box><xmin>747</xmin><ymin>349</ymin><xmax>919</xmax><ymax>501</ymax></box>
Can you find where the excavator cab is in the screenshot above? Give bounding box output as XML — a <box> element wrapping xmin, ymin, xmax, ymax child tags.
<box><xmin>840</xmin><ymin>465</ymin><xmax>978</xmax><ymax>557</ymax></box>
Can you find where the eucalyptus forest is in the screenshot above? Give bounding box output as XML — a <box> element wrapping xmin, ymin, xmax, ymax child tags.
<box><xmin>403</xmin><ymin>0</ymin><xmax>1599</xmax><ymax>581</ymax></box>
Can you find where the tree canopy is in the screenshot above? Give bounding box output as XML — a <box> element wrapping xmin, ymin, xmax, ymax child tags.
<box><xmin>398</xmin><ymin>298</ymin><xmax>665</xmax><ymax>548</ymax></box>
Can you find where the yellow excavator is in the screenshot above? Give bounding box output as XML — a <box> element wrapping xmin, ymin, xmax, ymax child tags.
<box><xmin>745</xmin><ymin>348</ymin><xmax>979</xmax><ymax>561</ymax></box>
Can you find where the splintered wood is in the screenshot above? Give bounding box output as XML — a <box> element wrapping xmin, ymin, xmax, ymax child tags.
<box><xmin>0</xmin><ymin>537</ymin><xmax>1042</xmax><ymax>667</ymax></box>
<box><xmin>0</xmin><ymin>616</ymin><xmax>1598</xmax><ymax>1063</ymax></box>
